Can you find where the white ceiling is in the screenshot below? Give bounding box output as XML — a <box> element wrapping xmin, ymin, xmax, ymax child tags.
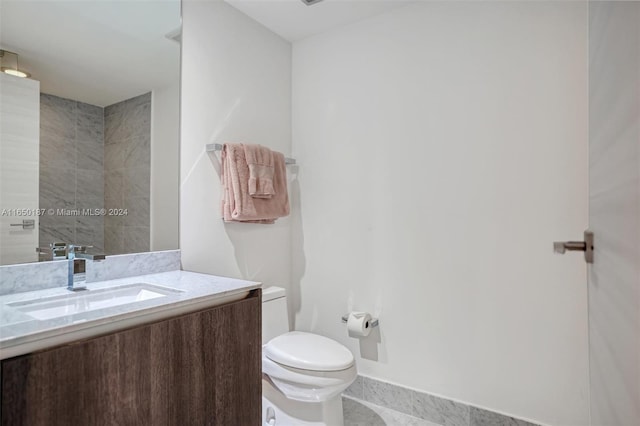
<box><xmin>0</xmin><ymin>0</ymin><xmax>410</xmax><ymax>106</ymax></box>
<box><xmin>225</xmin><ymin>0</ymin><xmax>415</xmax><ymax>42</ymax></box>
<box><xmin>0</xmin><ymin>0</ymin><xmax>181</xmax><ymax>107</ymax></box>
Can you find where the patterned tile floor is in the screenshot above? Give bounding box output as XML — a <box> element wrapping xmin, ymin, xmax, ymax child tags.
<box><xmin>343</xmin><ymin>396</ymin><xmax>441</xmax><ymax>426</ymax></box>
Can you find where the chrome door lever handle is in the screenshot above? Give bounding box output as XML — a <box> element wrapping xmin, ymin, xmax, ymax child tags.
<box><xmin>554</xmin><ymin>230</ymin><xmax>594</xmax><ymax>264</ymax></box>
<box><xmin>554</xmin><ymin>241</ymin><xmax>586</xmax><ymax>254</ymax></box>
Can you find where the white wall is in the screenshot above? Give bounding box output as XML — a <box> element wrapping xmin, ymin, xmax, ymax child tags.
<box><xmin>291</xmin><ymin>2</ymin><xmax>589</xmax><ymax>425</ymax></box>
<box><xmin>151</xmin><ymin>82</ymin><xmax>180</xmax><ymax>251</ymax></box>
<box><xmin>0</xmin><ymin>73</ymin><xmax>40</xmax><ymax>265</ymax></box>
<box><xmin>180</xmin><ymin>1</ymin><xmax>292</xmax><ymax>288</ymax></box>
<box><xmin>588</xmin><ymin>2</ymin><xmax>640</xmax><ymax>425</ymax></box>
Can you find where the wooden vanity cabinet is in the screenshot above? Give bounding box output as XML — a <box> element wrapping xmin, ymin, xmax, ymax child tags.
<box><xmin>1</xmin><ymin>289</ymin><xmax>261</xmax><ymax>426</ymax></box>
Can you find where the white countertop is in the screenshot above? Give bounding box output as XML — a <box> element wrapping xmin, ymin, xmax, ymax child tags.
<box><xmin>0</xmin><ymin>270</ymin><xmax>261</xmax><ymax>360</ymax></box>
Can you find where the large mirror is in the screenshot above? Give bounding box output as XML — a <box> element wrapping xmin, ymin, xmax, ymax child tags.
<box><xmin>0</xmin><ymin>0</ymin><xmax>181</xmax><ymax>265</ymax></box>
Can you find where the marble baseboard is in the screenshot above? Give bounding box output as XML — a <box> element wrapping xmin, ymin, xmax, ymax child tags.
<box><xmin>0</xmin><ymin>250</ymin><xmax>181</xmax><ymax>296</ymax></box>
<box><xmin>344</xmin><ymin>375</ymin><xmax>541</xmax><ymax>426</ymax></box>
<box><xmin>344</xmin><ymin>395</ymin><xmax>438</xmax><ymax>426</ymax></box>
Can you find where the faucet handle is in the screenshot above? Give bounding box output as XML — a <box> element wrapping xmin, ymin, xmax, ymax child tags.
<box><xmin>67</xmin><ymin>244</ymin><xmax>94</xmax><ymax>256</ymax></box>
<box><xmin>70</xmin><ymin>245</ymin><xmax>93</xmax><ymax>253</ymax></box>
<box><xmin>66</xmin><ymin>244</ymin><xmax>105</xmax><ymax>261</ymax></box>
<box><xmin>42</xmin><ymin>242</ymin><xmax>69</xmax><ymax>260</ymax></box>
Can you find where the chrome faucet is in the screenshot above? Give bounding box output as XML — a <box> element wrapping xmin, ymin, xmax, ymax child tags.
<box><xmin>66</xmin><ymin>244</ymin><xmax>106</xmax><ymax>292</ymax></box>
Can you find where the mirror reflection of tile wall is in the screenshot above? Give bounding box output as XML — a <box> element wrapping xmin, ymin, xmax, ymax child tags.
<box><xmin>39</xmin><ymin>94</ymin><xmax>105</xmax><ymax>252</ymax></box>
<box><xmin>38</xmin><ymin>92</ymin><xmax>151</xmax><ymax>256</ymax></box>
<box><xmin>104</xmin><ymin>93</ymin><xmax>151</xmax><ymax>255</ymax></box>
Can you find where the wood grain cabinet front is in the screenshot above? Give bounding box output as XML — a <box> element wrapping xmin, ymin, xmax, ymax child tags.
<box><xmin>1</xmin><ymin>289</ymin><xmax>261</xmax><ymax>426</ymax></box>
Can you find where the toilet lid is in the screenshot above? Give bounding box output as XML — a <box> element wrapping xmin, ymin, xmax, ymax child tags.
<box><xmin>264</xmin><ymin>331</ymin><xmax>354</xmax><ymax>372</ymax></box>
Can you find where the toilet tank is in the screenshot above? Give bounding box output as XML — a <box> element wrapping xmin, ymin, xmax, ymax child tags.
<box><xmin>262</xmin><ymin>286</ymin><xmax>290</xmax><ymax>344</ymax></box>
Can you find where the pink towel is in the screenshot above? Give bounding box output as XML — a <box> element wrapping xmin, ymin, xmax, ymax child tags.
<box><xmin>221</xmin><ymin>143</ymin><xmax>289</xmax><ymax>224</ymax></box>
<box><xmin>243</xmin><ymin>144</ymin><xmax>275</xmax><ymax>198</ymax></box>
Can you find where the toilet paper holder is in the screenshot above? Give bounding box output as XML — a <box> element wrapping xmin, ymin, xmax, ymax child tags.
<box><xmin>341</xmin><ymin>314</ymin><xmax>379</xmax><ymax>328</ymax></box>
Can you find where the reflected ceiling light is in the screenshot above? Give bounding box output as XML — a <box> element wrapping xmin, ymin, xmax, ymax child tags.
<box><xmin>0</xmin><ymin>50</ymin><xmax>31</xmax><ymax>78</ymax></box>
<box><xmin>1</xmin><ymin>68</ymin><xmax>30</xmax><ymax>78</ymax></box>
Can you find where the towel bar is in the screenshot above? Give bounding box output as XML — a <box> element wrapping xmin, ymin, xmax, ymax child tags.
<box><xmin>206</xmin><ymin>143</ymin><xmax>296</xmax><ymax>165</ymax></box>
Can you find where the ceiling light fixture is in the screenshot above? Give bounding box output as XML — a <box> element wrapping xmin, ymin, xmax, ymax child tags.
<box><xmin>300</xmin><ymin>0</ymin><xmax>324</xmax><ymax>6</ymax></box>
<box><xmin>0</xmin><ymin>50</ymin><xmax>31</xmax><ymax>78</ymax></box>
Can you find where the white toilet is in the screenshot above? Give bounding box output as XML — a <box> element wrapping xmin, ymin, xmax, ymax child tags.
<box><xmin>262</xmin><ymin>286</ymin><xmax>357</xmax><ymax>426</ymax></box>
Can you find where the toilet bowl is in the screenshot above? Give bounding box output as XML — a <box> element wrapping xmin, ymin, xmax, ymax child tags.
<box><xmin>262</xmin><ymin>287</ymin><xmax>356</xmax><ymax>425</ymax></box>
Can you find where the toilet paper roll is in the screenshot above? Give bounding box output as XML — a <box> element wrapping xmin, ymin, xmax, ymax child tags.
<box><xmin>347</xmin><ymin>312</ymin><xmax>372</xmax><ymax>338</ymax></box>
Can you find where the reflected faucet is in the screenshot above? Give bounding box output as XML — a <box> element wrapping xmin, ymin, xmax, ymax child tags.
<box><xmin>66</xmin><ymin>244</ymin><xmax>106</xmax><ymax>292</ymax></box>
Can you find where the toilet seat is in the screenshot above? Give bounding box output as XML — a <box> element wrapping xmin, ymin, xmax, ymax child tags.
<box><xmin>262</xmin><ymin>355</ymin><xmax>357</xmax><ymax>402</ymax></box>
<box><xmin>262</xmin><ymin>331</ymin><xmax>357</xmax><ymax>402</ymax></box>
<box><xmin>264</xmin><ymin>331</ymin><xmax>354</xmax><ymax>371</ymax></box>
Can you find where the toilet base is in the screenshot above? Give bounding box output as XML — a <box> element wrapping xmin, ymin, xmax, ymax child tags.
<box><xmin>262</xmin><ymin>380</ymin><xmax>344</xmax><ymax>426</ymax></box>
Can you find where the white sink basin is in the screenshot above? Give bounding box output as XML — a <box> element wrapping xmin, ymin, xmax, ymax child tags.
<box><xmin>8</xmin><ymin>283</ymin><xmax>183</xmax><ymax>321</ymax></box>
